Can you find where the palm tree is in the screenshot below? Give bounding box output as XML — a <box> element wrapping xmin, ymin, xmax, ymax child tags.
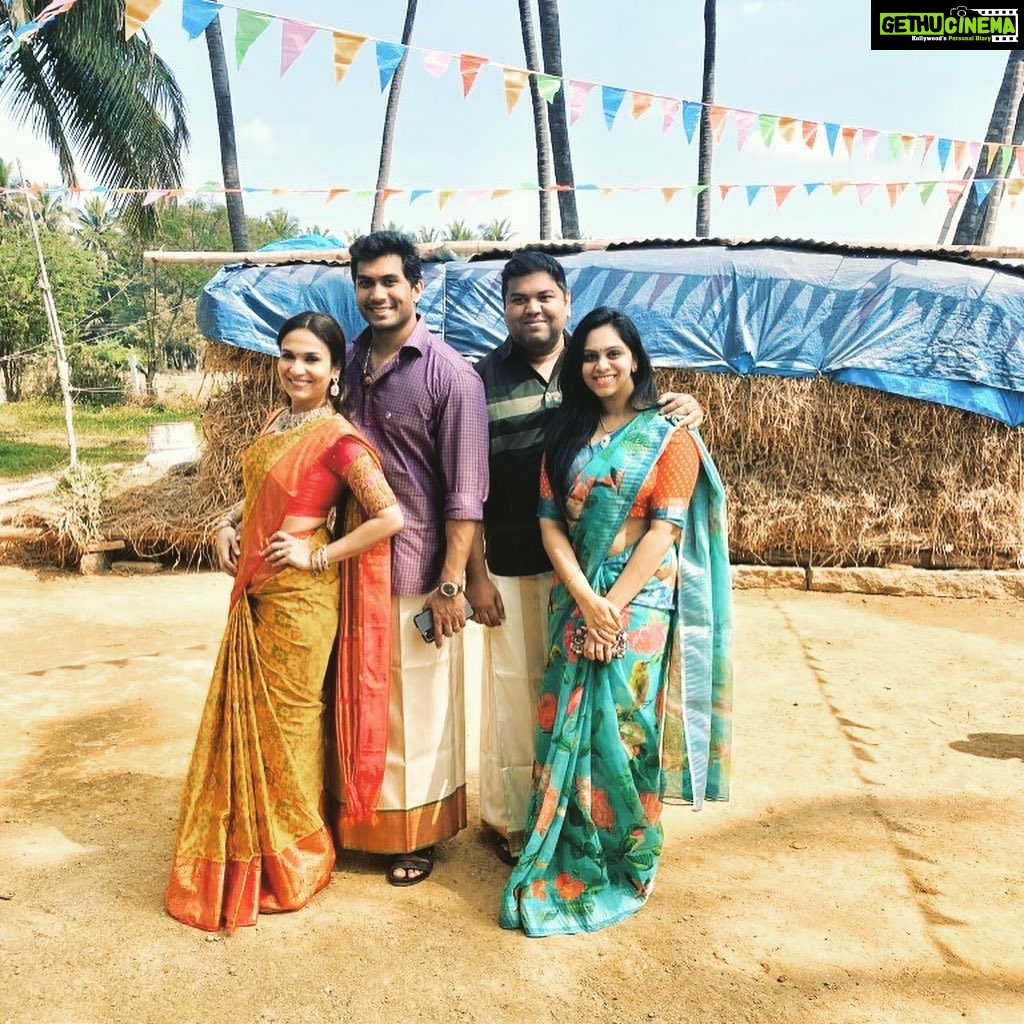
<box><xmin>536</xmin><ymin>0</ymin><xmax>579</xmax><ymax>238</ymax></box>
<box><xmin>695</xmin><ymin>0</ymin><xmax>717</xmax><ymax>237</ymax></box>
<box><xmin>1</xmin><ymin>0</ymin><xmax>189</xmax><ymax>239</ymax></box>
<box><xmin>264</xmin><ymin>207</ymin><xmax>300</xmax><ymax>240</ymax></box>
<box><xmin>74</xmin><ymin>196</ymin><xmax>119</xmax><ymax>252</ymax></box>
<box><xmin>951</xmin><ymin>49</ymin><xmax>1024</xmax><ymax>246</ymax></box>
<box><xmin>204</xmin><ymin>15</ymin><xmax>249</xmax><ymax>251</ymax></box>
<box><xmin>517</xmin><ymin>0</ymin><xmax>554</xmax><ymax>238</ymax></box>
<box><xmin>371</xmin><ymin>0</ymin><xmax>417</xmax><ymax>231</ymax></box>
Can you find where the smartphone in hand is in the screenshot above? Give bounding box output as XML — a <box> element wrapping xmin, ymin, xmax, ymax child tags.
<box><xmin>413</xmin><ymin>603</ymin><xmax>474</xmax><ymax>643</ymax></box>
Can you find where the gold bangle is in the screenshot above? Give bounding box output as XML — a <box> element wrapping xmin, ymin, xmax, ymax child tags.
<box><xmin>311</xmin><ymin>546</ymin><xmax>329</xmax><ymax>575</ymax></box>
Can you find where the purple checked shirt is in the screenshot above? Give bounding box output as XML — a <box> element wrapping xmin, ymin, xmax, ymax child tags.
<box><xmin>346</xmin><ymin>317</ymin><xmax>489</xmax><ymax>597</ymax></box>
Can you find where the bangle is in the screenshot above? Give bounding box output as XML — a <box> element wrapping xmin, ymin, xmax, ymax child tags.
<box><xmin>213</xmin><ymin>518</ymin><xmax>235</xmax><ymax>533</ymax></box>
<box><xmin>311</xmin><ymin>546</ymin><xmax>329</xmax><ymax>575</ymax></box>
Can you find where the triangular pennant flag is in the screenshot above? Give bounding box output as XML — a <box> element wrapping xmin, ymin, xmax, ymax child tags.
<box><xmin>772</xmin><ymin>184</ymin><xmax>795</xmax><ymax>207</ymax></box>
<box><xmin>601</xmin><ymin>86</ymin><xmax>626</xmax><ymax>129</ymax></box>
<box><xmin>952</xmin><ymin>139</ymin><xmax>967</xmax><ymax>169</ymax></box>
<box><xmin>438</xmin><ymin>190</ymin><xmax>456</xmax><ymax>208</ymax></box>
<box><xmin>918</xmin><ymin>181</ymin><xmax>937</xmax><ymax>203</ymax></box>
<box><xmin>661</xmin><ymin>187</ymin><xmax>680</xmax><ymax>203</ymax></box>
<box><xmin>860</xmin><ymin>128</ymin><xmax>879</xmax><ymax>159</ymax></box>
<box><xmin>886</xmin><ymin>132</ymin><xmax>901</xmax><ymax>160</ymax></box>
<box><xmin>708</xmin><ymin>105</ymin><xmax>728</xmax><ymax>143</ymax></box>
<box><xmin>973</xmin><ymin>178</ymin><xmax>996</xmax><ymax>205</ymax></box>
<box><xmin>757</xmin><ymin>113</ymin><xmax>777</xmax><ymax>147</ymax></box>
<box><xmin>536</xmin><ymin>73</ymin><xmax>561</xmax><ymax>103</ymax></box>
<box><xmin>900</xmin><ymin>134</ymin><xmax>915</xmax><ymax>159</ymax></box>
<box><xmin>490</xmin><ymin>188</ymin><xmax>512</xmax><ymax>199</ymax></box>
<box><xmin>734</xmin><ymin>110</ymin><xmax>755</xmax><ymax>152</ymax></box>
<box><xmin>984</xmin><ymin>141</ymin><xmax>1000</xmax><ymax>173</ymax></box>
<box><xmin>801</xmin><ymin>119</ymin><xmax>818</xmax><ymax>148</ymax></box>
<box><xmin>280</xmin><ymin>19</ymin><xmax>317</xmax><ymax>77</ymax></box>
<box><xmin>142</xmin><ymin>189</ymin><xmax>170</xmax><ymax>206</ymax></box>
<box><xmin>380</xmin><ymin>188</ymin><xmax>401</xmax><ymax>203</ymax></box>
<box><xmin>326</xmin><ymin>188</ymin><xmax>349</xmax><ymax>202</ymax></box>
<box><xmin>569</xmin><ymin>81</ymin><xmax>595</xmax><ymax>126</ymax></box>
<box><xmin>1006</xmin><ymin>178</ymin><xmax>1024</xmax><ymax>201</ymax></box>
<box><xmin>502</xmin><ymin>67</ymin><xmax>529</xmax><ymax>111</ymax></box>
<box><xmin>182</xmin><ymin>0</ymin><xmax>220</xmax><ymax>39</ymax></box>
<box><xmin>124</xmin><ymin>0</ymin><xmax>162</xmax><ymax>39</ymax></box>
<box><xmin>919</xmin><ymin>134</ymin><xmax>935</xmax><ymax>164</ymax></box>
<box><xmin>777</xmin><ymin>116</ymin><xmax>797</xmax><ymax>143</ymax></box>
<box><xmin>409</xmin><ymin>190</ymin><xmax>430</xmax><ymax>203</ymax></box>
<box><xmin>967</xmin><ymin>140</ymin><xmax>982</xmax><ymax>170</ymax></box>
<box><xmin>422</xmin><ymin>49</ymin><xmax>451</xmax><ymax>76</ymax></box>
<box><xmin>459</xmin><ymin>53</ymin><xmax>489</xmax><ymax>96</ymax></box>
<box><xmin>745</xmin><ymin>184</ymin><xmax>762</xmax><ymax>206</ymax></box>
<box><xmin>855</xmin><ymin>182</ymin><xmax>876</xmax><ymax>204</ymax></box>
<box><xmin>886</xmin><ymin>182</ymin><xmax>907</xmax><ymax>207</ymax></box>
<box><xmin>681</xmin><ymin>100</ymin><xmax>701</xmax><ymax>143</ymax></box>
<box><xmin>466</xmin><ymin>189</ymin><xmax>488</xmax><ymax>203</ymax></box>
<box><xmin>690</xmin><ymin>184</ymin><xmax>708</xmax><ymax>197</ymax></box>
<box><xmin>661</xmin><ymin>97</ymin><xmax>680</xmax><ymax>135</ymax></box>
<box><xmin>631</xmin><ymin>91</ymin><xmax>653</xmax><ymax>119</ymax></box>
<box><xmin>824</xmin><ymin>122</ymin><xmax>839</xmax><ymax>154</ymax></box>
<box><xmin>1015</xmin><ymin>145</ymin><xmax>1024</xmax><ymax>175</ymax></box>
<box><xmin>830</xmin><ymin>180</ymin><xmax>849</xmax><ymax>196</ymax></box>
<box><xmin>937</xmin><ymin>138</ymin><xmax>952</xmax><ymax>171</ymax></box>
<box><xmin>946</xmin><ymin>182</ymin><xmax>967</xmax><ymax>206</ymax></box>
<box><xmin>236</xmin><ymin>11</ymin><xmax>272</xmax><ymax>67</ymax></box>
<box><xmin>718</xmin><ymin>184</ymin><xmax>733</xmax><ymax>201</ymax></box>
<box><xmin>804</xmin><ymin>182</ymin><xmax>822</xmax><ymax>195</ymax></box>
<box><xmin>375</xmin><ymin>41</ymin><xmax>406</xmax><ymax>91</ymax></box>
<box><xmin>332</xmin><ymin>32</ymin><xmax>366</xmax><ymax>84</ymax></box>
<box><xmin>355</xmin><ymin>189</ymin><xmax>374</xmax><ymax>200</ymax></box>
<box><xmin>998</xmin><ymin>144</ymin><xmax>1013</xmax><ymax>176</ymax></box>
<box><xmin>840</xmin><ymin>126</ymin><xmax>856</xmax><ymax>159</ymax></box>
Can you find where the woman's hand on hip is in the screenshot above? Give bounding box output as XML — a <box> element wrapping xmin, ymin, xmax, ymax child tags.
<box><xmin>262</xmin><ymin>530</ymin><xmax>313</xmax><ymax>571</ymax></box>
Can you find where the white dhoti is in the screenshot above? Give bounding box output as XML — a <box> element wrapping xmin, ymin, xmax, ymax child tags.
<box><xmin>479</xmin><ymin>572</ymin><xmax>552</xmax><ymax>856</ymax></box>
<box><xmin>338</xmin><ymin>595</ymin><xmax>467</xmax><ymax>854</ymax></box>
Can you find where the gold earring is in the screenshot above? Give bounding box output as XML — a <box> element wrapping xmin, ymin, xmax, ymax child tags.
<box><xmin>329</xmin><ymin>379</ymin><xmax>340</xmax><ymax>397</ymax></box>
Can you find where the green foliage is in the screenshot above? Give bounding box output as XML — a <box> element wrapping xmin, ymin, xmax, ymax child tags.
<box><xmin>443</xmin><ymin>219</ymin><xmax>478</xmax><ymax>241</ymax></box>
<box><xmin>479</xmin><ymin>218</ymin><xmax>515</xmax><ymax>241</ymax></box>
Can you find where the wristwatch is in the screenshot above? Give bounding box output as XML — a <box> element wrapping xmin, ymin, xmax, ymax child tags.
<box><xmin>438</xmin><ymin>580</ymin><xmax>464</xmax><ymax>598</ymax></box>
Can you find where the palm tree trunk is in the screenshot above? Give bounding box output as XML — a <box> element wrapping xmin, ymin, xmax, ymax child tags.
<box><xmin>951</xmin><ymin>50</ymin><xmax>1024</xmax><ymax>246</ymax></box>
<box><xmin>518</xmin><ymin>0</ymin><xmax>554</xmax><ymax>238</ymax></box>
<box><xmin>695</xmin><ymin>0</ymin><xmax>717</xmax><ymax>237</ymax></box>
<box><xmin>537</xmin><ymin>0</ymin><xmax>579</xmax><ymax>239</ymax></box>
<box><xmin>372</xmin><ymin>0</ymin><xmax>418</xmax><ymax>231</ymax></box>
<box><xmin>205</xmin><ymin>16</ymin><xmax>249</xmax><ymax>251</ymax></box>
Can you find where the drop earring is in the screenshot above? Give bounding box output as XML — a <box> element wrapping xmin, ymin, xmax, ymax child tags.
<box><xmin>329</xmin><ymin>379</ymin><xmax>340</xmax><ymax>397</ymax></box>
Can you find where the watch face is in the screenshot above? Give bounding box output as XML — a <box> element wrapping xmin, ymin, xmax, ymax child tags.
<box><xmin>439</xmin><ymin>581</ymin><xmax>460</xmax><ymax>598</ymax></box>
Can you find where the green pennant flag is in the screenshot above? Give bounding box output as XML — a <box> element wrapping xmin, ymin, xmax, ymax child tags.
<box><xmin>918</xmin><ymin>181</ymin><xmax>937</xmax><ymax>204</ymax></box>
<box><xmin>757</xmin><ymin>113</ymin><xmax>777</xmax><ymax>147</ymax></box>
<box><xmin>236</xmin><ymin>10</ymin><xmax>272</xmax><ymax>68</ymax></box>
<box><xmin>536</xmin><ymin>73</ymin><xmax>561</xmax><ymax>103</ymax></box>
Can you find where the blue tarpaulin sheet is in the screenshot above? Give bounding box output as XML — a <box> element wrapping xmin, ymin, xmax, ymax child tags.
<box><xmin>196</xmin><ymin>240</ymin><xmax>1024</xmax><ymax>426</ymax></box>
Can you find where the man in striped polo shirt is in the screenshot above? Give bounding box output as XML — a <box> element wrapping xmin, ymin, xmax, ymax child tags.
<box><xmin>466</xmin><ymin>250</ymin><xmax>703</xmax><ymax>865</ymax></box>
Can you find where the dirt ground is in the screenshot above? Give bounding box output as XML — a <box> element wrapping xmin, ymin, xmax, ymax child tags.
<box><xmin>0</xmin><ymin>564</ymin><xmax>1022</xmax><ymax>1024</ymax></box>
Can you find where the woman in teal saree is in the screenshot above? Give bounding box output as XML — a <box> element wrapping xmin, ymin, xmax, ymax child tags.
<box><xmin>499</xmin><ymin>307</ymin><xmax>732</xmax><ymax>937</ymax></box>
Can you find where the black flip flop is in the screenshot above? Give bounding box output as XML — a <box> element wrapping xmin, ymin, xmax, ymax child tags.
<box><xmin>494</xmin><ymin>835</ymin><xmax>518</xmax><ymax>866</ymax></box>
<box><xmin>386</xmin><ymin>848</ymin><xmax>434</xmax><ymax>887</ymax></box>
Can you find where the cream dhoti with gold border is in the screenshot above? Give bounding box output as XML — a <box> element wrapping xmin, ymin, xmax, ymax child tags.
<box><xmin>337</xmin><ymin>594</ymin><xmax>467</xmax><ymax>853</ymax></box>
<box><xmin>479</xmin><ymin>571</ymin><xmax>553</xmax><ymax>856</ymax></box>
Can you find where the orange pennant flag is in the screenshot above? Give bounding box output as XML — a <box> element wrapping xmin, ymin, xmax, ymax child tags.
<box><xmin>772</xmin><ymin>184</ymin><xmax>795</xmax><ymax>207</ymax></box>
<box><xmin>327</xmin><ymin>189</ymin><xmax>350</xmax><ymax>203</ymax></box>
<box><xmin>718</xmin><ymin>184</ymin><xmax>733</xmax><ymax>201</ymax></box>
<box><xmin>502</xmin><ymin>67</ymin><xmax>528</xmax><ymax>112</ymax></box>
<box><xmin>840</xmin><ymin>127</ymin><xmax>856</xmax><ymax>159</ymax></box>
<box><xmin>661</xmin><ymin>187</ymin><xmax>680</xmax><ymax>203</ymax></box>
<box><xmin>124</xmin><ymin>0</ymin><xmax>161</xmax><ymax>39</ymax></box>
<box><xmin>631</xmin><ymin>91</ymin><xmax>654</xmax><ymax>119</ymax></box>
<box><xmin>459</xmin><ymin>54</ymin><xmax>489</xmax><ymax>96</ymax></box>
<box><xmin>953</xmin><ymin>139</ymin><xmax>967</xmax><ymax>170</ymax></box>
<box><xmin>946</xmin><ymin>182</ymin><xmax>966</xmax><ymax>206</ymax></box>
<box><xmin>899</xmin><ymin>134</ymin><xmax>915</xmax><ymax>159</ymax></box>
<box><xmin>708</xmin><ymin>105</ymin><xmax>729</xmax><ymax>143</ymax></box>
<box><xmin>886</xmin><ymin>182</ymin><xmax>907</xmax><ymax>207</ymax></box>
<box><xmin>777</xmin><ymin>117</ymin><xmax>798</xmax><ymax>144</ymax></box>
<box><xmin>332</xmin><ymin>32</ymin><xmax>367</xmax><ymax>84</ymax></box>
<box><xmin>491</xmin><ymin>188</ymin><xmax>513</xmax><ymax>199</ymax></box>
<box><xmin>1006</xmin><ymin>178</ymin><xmax>1024</xmax><ymax>203</ymax></box>
<box><xmin>801</xmin><ymin>119</ymin><xmax>818</xmax><ymax>148</ymax></box>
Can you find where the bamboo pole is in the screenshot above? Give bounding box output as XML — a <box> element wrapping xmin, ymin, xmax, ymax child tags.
<box><xmin>18</xmin><ymin>160</ymin><xmax>78</xmax><ymax>467</ymax></box>
<box><xmin>141</xmin><ymin>236</ymin><xmax>1024</xmax><ymax>268</ymax></box>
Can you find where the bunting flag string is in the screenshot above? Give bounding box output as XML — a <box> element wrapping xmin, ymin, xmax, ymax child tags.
<box><xmin>4</xmin><ymin>177</ymin><xmax>1019</xmax><ymax>215</ymax></box>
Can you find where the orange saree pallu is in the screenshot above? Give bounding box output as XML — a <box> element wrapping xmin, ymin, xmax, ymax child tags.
<box><xmin>165</xmin><ymin>417</ymin><xmax>391</xmax><ymax>932</ymax></box>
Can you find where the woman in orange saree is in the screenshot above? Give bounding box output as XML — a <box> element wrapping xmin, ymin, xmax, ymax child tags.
<box><xmin>165</xmin><ymin>312</ymin><xmax>403</xmax><ymax>933</ymax></box>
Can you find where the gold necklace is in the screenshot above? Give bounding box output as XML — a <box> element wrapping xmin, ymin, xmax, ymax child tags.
<box><xmin>275</xmin><ymin>405</ymin><xmax>331</xmax><ymax>433</ymax></box>
<box><xmin>598</xmin><ymin>412</ymin><xmax>633</xmax><ymax>448</ymax></box>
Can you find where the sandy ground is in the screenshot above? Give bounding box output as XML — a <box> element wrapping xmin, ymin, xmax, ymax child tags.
<box><xmin>0</xmin><ymin>564</ymin><xmax>1022</xmax><ymax>1024</ymax></box>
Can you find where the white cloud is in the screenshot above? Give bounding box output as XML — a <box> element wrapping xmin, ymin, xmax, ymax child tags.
<box><xmin>240</xmin><ymin>119</ymin><xmax>277</xmax><ymax>153</ymax></box>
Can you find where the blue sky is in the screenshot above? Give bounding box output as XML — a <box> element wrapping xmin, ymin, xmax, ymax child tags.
<box><xmin>2</xmin><ymin>0</ymin><xmax>1019</xmax><ymax>246</ymax></box>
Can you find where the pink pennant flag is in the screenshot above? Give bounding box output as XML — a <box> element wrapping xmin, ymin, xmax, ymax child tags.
<box><xmin>661</xmin><ymin>187</ymin><xmax>680</xmax><ymax>203</ymax></box>
<box><xmin>801</xmin><ymin>120</ymin><xmax>818</xmax><ymax>149</ymax></box>
<box><xmin>708</xmin><ymin>105</ymin><xmax>729</xmax><ymax>143</ymax></box>
<box><xmin>124</xmin><ymin>0</ymin><xmax>162</xmax><ymax>39</ymax></box>
<box><xmin>465</xmin><ymin>189</ymin><xmax>488</xmax><ymax>203</ymax></box>
<box><xmin>733</xmin><ymin>110</ymin><xmax>755</xmax><ymax>152</ymax></box>
<box><xmin>886</xmin><ymin>182</ymin><xmax>907</xmax><ymax>207</ymax></box>
<box><xmin>332</xmin><ymin>32</ymin><xmax>367</xmax><ymax>84</ymax></box>
<box><xmin>946</xmin><ymin>182</ymin><xmax>966</xmax><ymax>206</ymax></box>
<box><xmin>855</xmin><ymin>182</ymin><xmax>877</xmax><ymax>204</ymax></box>
<box><xmin>661</xmin><ymin>97</ymin><xmax>680</xmax><ymax>135</ymax></box>
<box><xmin>840</xmin><ymin>127</ymin><xmax>856</xmax><ymax>160</ymax></box>
<box><xmin>967</xmin><ymin>140</ymin><xmax>982</xmax><ymax>170</ymax></box>
<box><xmin>772</xmin><ymin>185</ymin><xmax>795</xmax><ymax>207</ymax></box>
<box><xmin>718</xmin><ymin>184</ymin><xmax>733</xmax><ymax>201</ymax></box>
<box><xmin>860</xmin><ymin>128</ymin><xmax>879</xmax><ymax>159</ymax></box>
<box><xmin>777</xmin><ymin>117</ymin><xmax>798</xmax><ymax>144</ymax></box>
<box><xmin>919</xmin><ymin>134</ymin><xmax>935</xmax><ymax>164</ymax></box>
<box><xmin>280</xmin><ymin>19</ymin><xmax>317</xmax><ymax>77</ymax></box>
<box><xmin>459</xmin><ymin>54</ymin><xmax>489</xmax><ymax>96</ymax></box>
<box><xmin>569</xmin><ymin>81</ymin><xmax>595</xmax><ymax>126</ymax></box>
<box><xmin>631</xmin><ymin>91</ymin><xmax>654</xmax><ymax>119</ymax></box>
<box><xmin>422</xmin><ymin>49</ymin><xmax>452</xmax><ymax>76</ymax></box>
<box><xmin>142</xmin><ymin>189</ymin><xmax>170</xmax><ymax>206</ymax></box>
<box><xmin>1014</xmin><ymin>145</ymin><xmax>1024</xmax><ymax>175</ymax></box>
<box><xmin>502</xmin><ymin>67</ymin><xmax>529</xmax><ymax>111</ymax></box>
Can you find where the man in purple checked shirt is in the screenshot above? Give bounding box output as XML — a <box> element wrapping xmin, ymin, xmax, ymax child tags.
<box><xmin>338</xmin><ymin>231</ymin><xmax>489</xmax><ymax>887</ymax></box>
